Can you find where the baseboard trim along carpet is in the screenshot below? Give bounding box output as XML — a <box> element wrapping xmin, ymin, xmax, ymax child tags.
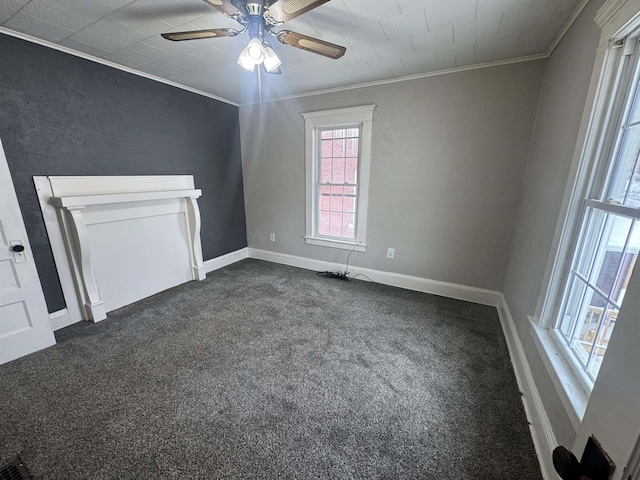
<box><xmin>203</xmin><ymin>247</ymin><xmax>249</xmax><ymax>274</ymax></box>
<box><xmin>497</xmin><ymin>295</ymin><xmax>557</xmax><ymax>480</ymax></box>
<box><xmin>49</xmin><ymin>309</ymin><xmax>72</xmax><ymax>331</ymax></box>
<box><xmin>247</xmin><ymin>248</ymin><xmax>502</xmax><ymax>307</ymax></box>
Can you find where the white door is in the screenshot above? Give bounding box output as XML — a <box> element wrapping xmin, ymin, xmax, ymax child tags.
<box><xmin>0</xmin><ymin>138</ymin><xmax>56</xmax><ymax>365</ymax></box>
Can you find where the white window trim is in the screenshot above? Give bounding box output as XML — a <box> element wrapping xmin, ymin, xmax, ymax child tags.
<box><xmin>530</xmin><ymin>317</ymin><xmax>592</xmax><ymax>428</ymax></box>
<box><xmin>302</xmin><ymin>105</ymin><xmax>376</xmax><ymax>252</ymax></box>
<box><xmin>531</xmin><ymin>0</ymin><xmax>640</xmax><ymax>427</ymax></box>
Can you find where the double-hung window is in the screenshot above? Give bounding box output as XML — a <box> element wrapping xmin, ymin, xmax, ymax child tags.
<box><xmin>551</xmin><ymin>36</ymin><xmax>640</xmax><ymax>386</ymax></box>
<box><xmin>302</xmin><ymin>105</ymin><xmax>375</xmax><ymax>252</ymax></box>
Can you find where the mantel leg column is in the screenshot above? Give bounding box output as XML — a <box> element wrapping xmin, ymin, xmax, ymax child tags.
<box><xmin>65</xmin><ymin>207</ymin><xmax>106</xmax><ymax>322</ymax></box>
<box><xmin>186</xmin><ymin>197</ymin><xmax>205</xmax><ymax>281</ymax></box>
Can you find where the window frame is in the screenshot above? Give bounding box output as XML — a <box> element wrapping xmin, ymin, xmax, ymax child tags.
<box><xmin>533</xmin><ymin>24</ymin><xmax>640</xmax><ymax>426</ymax></box>
<box><xmin>302</xmin><ymin>105</ymin><xmax>376</xmax><ymax>252</ymax></box>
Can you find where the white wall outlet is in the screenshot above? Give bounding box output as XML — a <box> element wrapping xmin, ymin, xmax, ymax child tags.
<box><xmin>387</xmin><ymin>248</ymin><xmax>395</xmax><ymax>259</ymax></box>
<box><xmin>269</xmin><ymin>233</ymin><xmax>276</xmax><ymax>242</ymax></box>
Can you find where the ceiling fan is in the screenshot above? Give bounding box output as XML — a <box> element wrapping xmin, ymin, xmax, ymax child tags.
<box><xmin>161</xmin><ymin>0</ymin><xmax>346</xmax><ymax>74</ymax></box>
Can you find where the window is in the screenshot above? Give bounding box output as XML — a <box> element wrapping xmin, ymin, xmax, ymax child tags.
<box><xmin>552</xmin><ymin>37</ymin><xmax>640</xmax><ymax>384</ymax></box>
<box><xmin>302</xmin><ymin>105</ymin><xmax>375</xmax><ymax>251</ymax></box>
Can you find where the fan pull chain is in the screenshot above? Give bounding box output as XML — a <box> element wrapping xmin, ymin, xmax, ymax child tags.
<box><xmin>258</xmin><ymin>66</ymin><xmax>264</xmax><ymax>138</ymax></box>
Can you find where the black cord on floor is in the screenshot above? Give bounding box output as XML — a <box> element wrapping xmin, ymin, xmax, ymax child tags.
<box><xmin>316</xmin><ymin>243</ymin><xmax>362</xmax><ymax>281</ymax></box>
<box><xmin>317</xmin><ymin>271</ymin><xmax>350</xmax><ymax>280</ymax></box>
<box><xmin>352</xmin><ymin>273</ymin><xmax>378</xmax><ymax>283</ymax></box>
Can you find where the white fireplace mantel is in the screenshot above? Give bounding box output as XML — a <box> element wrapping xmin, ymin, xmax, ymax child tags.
<box><xmin>35</xmin><ymin>176</ymin><xmax>206</xmax><ymax>325</ymax></box>
<box><xmin>49</xmin><ymin>189</ymin><xmax>201</xmax><ymax>208</ymax></box>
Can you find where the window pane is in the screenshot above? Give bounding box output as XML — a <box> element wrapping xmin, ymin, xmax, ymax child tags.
<box><xmin>343</xmin><ymin>195</ymin><xmax>355</xmax><ymax>213</ymax></box>
<box><xmin>585</xmin><ymin>303</ymin><xmax>618</xmax><ymax>380</ymax></box>
<box><xmin>573</xmin><ymin>208</ymin><xmax>606</xmax><ymax>278</ymax></box>
<box><xmin>606</xmin><ymin>125</ymin><xmax>640</xmax><ymax>204</ymax></box>
<box><xmin>567</xmin><ymin>286</ymin><xmax>606</xmax><ymax>368</ymax></box>
<box><xmin>626</xmin><ymin>75</ymin><xmax>640</xmax><ymax>123</ymax></box>
<box><xmin>318</xmin><ymin>210</ymin><xmax>330</xmax><ymax>236</ymax></box>
<box><xmin>589</xmin><ymin>214</ymin><xmax>632</xmax><ymax>295</ymax></box>
<box><xmin>320</xmin><ymin>191</ymin><xmax>330</xmax><ymax>210</ymax></box>
<box><xmin>320</xmin><ymin>157</ymin><xmax>332</xmax><ymax>183</ymax></box>
<box><xmin>332</xmin><ymin>158</ymin><xmax>345</xmax><ymax>184</ymax></box>
<box><xmin>562</xmin><ymin>280</ymin><xmax>619</xmax><ymax>381</ymax></box>
<box><xmin>346</xmin><ymin>137</ymin><xmax>359</xmax><ymax>157</ymax></box>
<box><xmin>332</xmin><ymin>139</ymin><xmax>345</xmax><ymax>157</ymax></box>
<box><xmin>331</xmin><ymin>193</ymin><xmax>343</xmax><ymax>212</ymax></box>
<box><xmin>342</xmin><ymin>213</ymin><xmax>355</xmax><ymax>239</ymax></box>
<box><xmin>611</xmin><ymin>219</ymin><xmax>639</xmax><ymax>304</ymax></box>
<box><xmin>321</xmin><ymin>139</ymin><xmax>333</xmax><ymax>158</ymax></box>
<box><xmin>622</xmin><ymin>133</ymin><xmax>640</xmax><ymax>206</ymax></box>
<box><xmin>558</xmin><ymin>274</ymin><xmax>587</xmax><ymax>338</ymax></box>
<box><xmin>330</xmin><ymin>211</ymin><xmax>342</xmax><ymax>237</ymax></box>
<box><xmin>321</xmin><ymin>130</ymin><xmax>333</xmax><ymax>139</ymax></box>
<box><xmin>345</xmin><ymin>157</ymin><xmax>358</xmax><ymax>184</ymax></box>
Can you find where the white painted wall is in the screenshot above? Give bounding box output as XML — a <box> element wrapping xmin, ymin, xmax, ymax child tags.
<box><xmin>502</xmin><ymin>0</ymin><xmax>604</xmax><ymax>448</ymax></box>
<box><xmin>240</xmin><ymin>61</ymin><xmax>544</xmax><ymax>292</ymax></box>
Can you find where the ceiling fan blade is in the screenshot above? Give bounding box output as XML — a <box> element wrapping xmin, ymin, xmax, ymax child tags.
<box><xmin>161</xmin><ymin>28</ymin><xmax>239</xmax><ymax>41</ymax></box>
<box><xmin>202</xmin><ymin>0</ymin><xmax>242</xmax><ymax>17</ymax></box>
<box><xmin>265</xmin><ymin>0</ymin><xmax>331</xmax><ymax>23</ymax></box>
<box><xmin>277</xmin><ymin>30</ymin><xmax>346</xmax><ymax>59</ymax></box>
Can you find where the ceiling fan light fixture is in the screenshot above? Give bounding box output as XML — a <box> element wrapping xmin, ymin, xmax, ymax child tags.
<box><xmin>163</xmin><ymin>0</ymin><xmax>348</xmax><ymax>74</ymax></box>
<box><xmin>246</xmin><ymin>37</ymin><xmax>265</xmax><ymax>62</ymax></box>
<box><xmin>237</xmin><ymin>49</ymin><xmax>256</xmax><ymax>71</ymax></box>
<box><xmin>237</xmin><ymin>38</ymin><xmax>266</xmax><ymax>71</ymax></box>
<box><xmin>263</xmin><ymin>45</ymin><xmax>282</xmax><ymax>72</ymax></box>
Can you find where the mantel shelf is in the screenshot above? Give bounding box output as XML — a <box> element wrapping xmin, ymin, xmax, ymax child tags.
<box><xmin>50</xmin><ymin>189</ymin><xmax>202</xmax><ymax>209</ymax></box>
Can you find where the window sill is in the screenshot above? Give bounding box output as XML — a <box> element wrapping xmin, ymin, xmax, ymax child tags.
<box><xmin>304</xmin><ymin>236</ymin><xmax>367</xmax><ymax>252</ymax></box>
<box><xmin>529</xmin><ymin>315</ymin><xmax>590</xmax><ymax>430</ymax></box>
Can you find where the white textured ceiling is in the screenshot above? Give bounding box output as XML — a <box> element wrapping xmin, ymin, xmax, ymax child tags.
<box><xmin>0</xmin><ymin>0</ymin><xmax>586</xmax><ymax>105</ymax></box>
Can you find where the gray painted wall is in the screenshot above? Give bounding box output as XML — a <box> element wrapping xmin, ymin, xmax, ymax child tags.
<box><xmin>502</xmin><ymin>0</ymin><xmax>604</xmax><ymax>447</ymax></box>
<box><xmin>240</xmin><ymin>62</ymin><xmax>544</xmax><ymax>292</ymax></box>
<box><xmin>0</xmin><ymin>33</ymin><xmax>247</xmax><ymax>313</ymax></box>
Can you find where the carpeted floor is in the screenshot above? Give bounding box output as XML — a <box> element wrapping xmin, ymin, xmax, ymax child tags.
<box><xmin>0</xmin><ymin>259</ymin><xmax>541</xmax><ymax>479</ymax></box>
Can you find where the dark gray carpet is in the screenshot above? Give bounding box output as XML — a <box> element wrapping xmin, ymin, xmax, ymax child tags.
<box><xmin>0</xmin><ymin>259</ymin><xmax>541</xmax><ymax>479</ymax></box>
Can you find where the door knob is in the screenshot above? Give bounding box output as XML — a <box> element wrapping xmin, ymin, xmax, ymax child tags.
<box><xmin>11</xmin><ymin>244</ymin><xmax>24</xmax><ymax>253</ymax></box>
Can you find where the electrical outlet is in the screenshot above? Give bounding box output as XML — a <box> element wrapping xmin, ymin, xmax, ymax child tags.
<box><xmin>269</xmin><ymin>233</ymin><xmax>276</xmax><ymax>242</ymax></box>
<box><xmin>387</xmin><ymin>248</ymin><xmax>395</xmax><ymax>259</ymax></box>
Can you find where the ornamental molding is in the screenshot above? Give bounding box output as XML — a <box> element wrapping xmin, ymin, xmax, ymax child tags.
<box><xmin>595</xmin><ymin>0</ymin><xmax>628</xmax><ymax>28</ymax></box>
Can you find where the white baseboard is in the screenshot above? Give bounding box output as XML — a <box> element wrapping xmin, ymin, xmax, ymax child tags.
<box><xmin>49</xmin><ymin>308</ymin><xmax>73</xmax><ymax>331</ymax></box>
<box><xmin>247</xmin><ymin>248</ymin><xmax>501</xmax><ymax>306</ymax></box>
<box><xmin>203</xmin><ymin>247</ymin><xmax>249</xmax><ymax>274</ymax></box>
<box><xmin>497</xmin><ymin>295</ymin><xmax>557</xmax><ymax>480</ymax></box>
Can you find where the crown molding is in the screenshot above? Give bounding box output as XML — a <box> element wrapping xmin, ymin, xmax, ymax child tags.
<box><xmin>248</xmin><ymin>53</ymin><xmax>548</xmax><ymax>106</ymax></box>
<box><xmin>0</xmin><ymin>27</ymin><xmax>239</xmax><ymax>107</ymax></box>
<box><xmin>595</xmin><ymin>0</ymin><xmax>627</xmax><ymax>28</ymax></box>
<box><xmin>251</xmin><ymin>0</ymin><xmax>593</xmax><ymax>106</ymax></box>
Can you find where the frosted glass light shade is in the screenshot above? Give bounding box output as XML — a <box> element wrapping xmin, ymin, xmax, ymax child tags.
<box><xmin>263</xmin><ymin>45</ymin><xmax>281</xmax><ymax>72</ymax></box>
